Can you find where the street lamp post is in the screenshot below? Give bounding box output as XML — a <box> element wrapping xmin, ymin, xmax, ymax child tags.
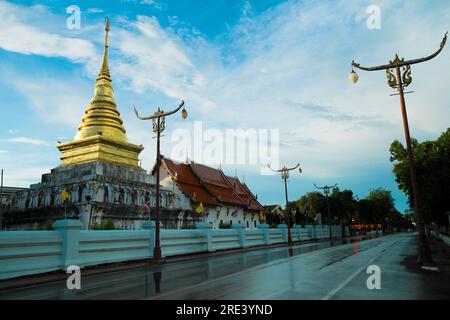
<box><xmin>134</xmin><ymin>100</ymin><xmax>188</xmax><ymax>262</ymax></box>
<box><xmin>314</xmin><ymin>184</ymin><xmax>337</xmax><ymax>238</ymax></box>
<box><xmin>268</xmin><ymin>164</ymin><xmax>302</xmax><ymax>245</ymax></box>
<box><xmin>350</xmin><ymin>32</ymin><xmax>447</xmax><ymax>268</ymax></box>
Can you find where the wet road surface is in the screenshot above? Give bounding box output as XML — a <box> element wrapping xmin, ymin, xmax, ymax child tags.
<box><xmin>1</xmin><ymin>233</ymin><xmax>448</xmax><ymax>299</ymax></box>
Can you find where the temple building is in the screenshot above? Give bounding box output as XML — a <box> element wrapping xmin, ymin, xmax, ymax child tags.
<box><xmin>2</xmin><ymin>19</ymin><xmax>266</xmax><ymax>230</ymax></box>
<box><xmin>158</xmin><ymin>156</ymin><xmax>265</xmax><ymax>229</ymax></box>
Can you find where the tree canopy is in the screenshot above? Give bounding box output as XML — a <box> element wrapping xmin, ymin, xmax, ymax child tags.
<box><xmin>390</xmin><ymin>128</ymin><xmax>450</xmax><ymax>224</ymax></box>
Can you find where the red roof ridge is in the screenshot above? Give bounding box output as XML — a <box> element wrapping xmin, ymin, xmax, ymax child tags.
<box><xmin>219</xmin><ymin>170</ymin><xmax>248</xmax><ymax>205</ymax></box>
<box><xmin>159</xmin><ymin>156</ymin><xmax>264</xmax><ymax>210</ymax></box>
<box><xmin>189</xmin><ymin>163</ymin><xmax>247</xmax><ymax>207</ymax></box>
<box><xmin>227</xmin><ymin>177</ymin><xmax>265</xmax><ymax>212</ymax></box>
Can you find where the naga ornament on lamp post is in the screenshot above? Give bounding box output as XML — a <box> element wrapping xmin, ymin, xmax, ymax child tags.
<box><xmin>268</xmin><ymin>163</ymin><xmax>302</xmax><ymax>245</ymax></box>
<box><xmin>350</xmin><ymin>32</ymin><xmax>447</xmax><ymax>269</ymax></box>
<box><xmin>134</xmin><ymin>100</ymin><xmax>188</xmax><ymax>262</ymax></box>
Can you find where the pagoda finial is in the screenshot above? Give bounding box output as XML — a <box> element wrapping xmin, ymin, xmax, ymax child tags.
<box><xmin>98</xmin><ymin>17</ymin><xmax>111</xmax><ymax>81</ymax></box>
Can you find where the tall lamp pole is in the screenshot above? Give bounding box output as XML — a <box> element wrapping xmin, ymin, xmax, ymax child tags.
<box><xmin>350</xmin><ymin>32</ymin><xmax>447</xmax><ymax>268</ymax></box>
<box><xmin>268</xmin><ymin>163</ymin><xmax>302</xmax><ymax>245</ymax></box>
<box><xmin>314</xmin><ymin>184</ymin><xmax>337</xmax><ymax>225</ymax></box>
<box><xmin>134</xmin><ymin>100</ymin><xmax>188</xmax><ymax>262</ymax></box>
<box><xmin>314</xmin><ymin>183</ymin><xmax>337</xmax><ymax>239</ymax></box>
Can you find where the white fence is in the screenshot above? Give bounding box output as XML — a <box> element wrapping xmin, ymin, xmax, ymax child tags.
<box><xmin>0</xmin><ymin>220</ymin><xmax>347</xmax><ymax>280</ymax></box>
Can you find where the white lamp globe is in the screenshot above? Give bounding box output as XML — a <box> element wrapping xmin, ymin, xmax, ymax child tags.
<box><xmin>349</xmin><ymin>70</ymin><xmax>359</xmax><ymax>84</ymax></box>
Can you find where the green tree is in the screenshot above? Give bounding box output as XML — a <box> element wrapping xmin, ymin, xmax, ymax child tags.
<box><xmin>329</xmin><ymin>188</ymin><xmax>358</xmax><ymax>226</ymax></box>
<box><xmin>356</xmin><ymin>188</ymin><xmax>396</xmax><ymax>228</ymax></box>
<box><xmin>297</xmin><ymin>192</ymin><xmax>326</xmax><ymax>225</ymax></box>
<box><xmin>390</xmin><ymin>128</ymin><xmax>450</xmax><ymax>225</ymax></box>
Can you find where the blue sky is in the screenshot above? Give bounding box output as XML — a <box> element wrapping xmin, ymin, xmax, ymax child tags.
<box><xmin>1</xmin><ymin>0</ymin><xmax>450</xmax><ymax>212</ymax></box>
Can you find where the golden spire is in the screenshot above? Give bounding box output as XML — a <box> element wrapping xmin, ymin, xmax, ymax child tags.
<box><xmin>58</xmin><ymin>18</ymin><xmax>144</xmax><ymax>168</ymax></box>
<box><xmin>74</xmin><ymin>18</ymin><xmax>127</xmax><ymax>143</ymax></box>
<box><xmin>98</xmin><ymin>17</ymin><xmax>111</xmax><ymax>81</ymax></box>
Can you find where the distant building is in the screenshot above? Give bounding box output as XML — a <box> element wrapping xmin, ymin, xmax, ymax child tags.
<box><xmin>0</xmin><ymin>187</ymin><xmax>28</xmax><ymax>210</ymax></box>
<box><xmin>1</xmin><ymin>186</ymin><xmax>28</xmax><ymax>229</ymax></box>
<box><xmin>264</xmin><ymin>204</ymin><xmax>284</xmax><ymax>226</ymax></box>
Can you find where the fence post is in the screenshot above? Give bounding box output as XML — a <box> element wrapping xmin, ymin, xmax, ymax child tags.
<box><xmin>141</xmin><ymin>220</ymin><xmax>156</xmax><ymax>258</ymax></box>
<box><xmin>315</xmin><ymin>225</ymin><xmax>322</xmax><ymax>240</ymax></box>
<box><xmin>293</xmin><ymin>225</ymin><xmax>302</xmax><ymax>241</ymax></box>
<box><xmin>196</xmin><ymin>222</ymin><xmax>215</xmax><ymax>252</ymax></box>
<box><xmin>339</xmin><ymin>225</ymin><xmax>343</xmax><ymax>237</ymax></box>
<box><xmin>305</xmin><ymin>225</ymin><xmax>313</xmax><ymax>240</ymax></box>
<box><xmin>232</xmin><ymin>223</ymin><xmax>247</xmax><ymax>248</ymax></box>
<box><xmin>53</xmin><ymin>219</ymin><xmax>82</xmax><ymax>268</ymax></box>
<box><xmin>257</xmin><ymin>224</ymin><xmax>271</xmax><ymax>245</ymax></box>
<box><xmin>277</xmin><ymin>224</ymin><xmax>288</xmax><ymax>243</ymax></box>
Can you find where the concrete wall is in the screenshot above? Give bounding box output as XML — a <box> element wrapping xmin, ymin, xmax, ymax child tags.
<box><xmin>0</xmin><ymin>220</ymin><xmax>344</xmax><ymax>280</ymax></box>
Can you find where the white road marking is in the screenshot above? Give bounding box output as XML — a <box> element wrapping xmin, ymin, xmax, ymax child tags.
<box><xmin>321</xmin><ymin>240</ymin><xmax>399</xmax><ymax>300</ymax></box>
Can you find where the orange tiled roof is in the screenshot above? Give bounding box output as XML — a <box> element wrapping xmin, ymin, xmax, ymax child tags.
<box><xmin>190</xmin><ymin>163</ymin><xmax>248</xmax><ymax>207</ymax></box>
<box><xmin>161</xmin><ymin>158</ymin><xmax>218</xmax><ymax>206</ymax></box>
<box><xmin>226</xmin><ymin>176</ymin><xmax>265</xmax><ymax>212</ymax></box>
<box><xmin>161</xmin><ymin>157</ymin><xmax>264</xmax><ymax>210</ymax></box>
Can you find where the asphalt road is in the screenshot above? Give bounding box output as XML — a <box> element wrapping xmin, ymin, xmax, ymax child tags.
<box><xmin>0</xmin><ymin>233</ymin><xmax>449</xmax><ymax>300</ymax></box>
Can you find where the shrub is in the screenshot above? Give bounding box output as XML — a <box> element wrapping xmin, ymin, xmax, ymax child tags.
<box><xmin>103</xmin><ymin>219</ymin><xmax>115</xmax><ymax>230</ymax></box>
<box><xmin>91</xmin><ymin>219</ymin><xmax>116</xmax><ymax>230</ymax></box>
<box><xmin>39</xmin><ymin>220</ymin><xmax>55</xmax><ymax>230</ymax></box>
<box><xmin>219</xmin><ymin>222</ymin><xmax>231</xmax><ymax>229</ymax></box>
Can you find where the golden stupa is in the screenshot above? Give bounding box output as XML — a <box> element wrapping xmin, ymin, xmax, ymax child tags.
<box><xmin>57</xmin><ymin>19</ymin><xmax>143</xmax><ymax>167</ymax></box>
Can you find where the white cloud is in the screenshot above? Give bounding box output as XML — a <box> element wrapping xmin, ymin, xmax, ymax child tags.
<box><xmin>0</xmin><ymin>166</ymin><xmax>50</xmax><ymax>187</ymax></box>
<box><xmin>0</xmin><ymin>1</ymin><xmax>98</xmax><ymax>64</ymax></box>
<box><xmin>87</xmin><ymin>8</ymin><xmax>104</xmax><ymax>14</ymax></box>
<box><xmin>0</xmin><ymin>136</ymin><xmax>49</xmax><ymax>145</ymax></box>
<box><xmin>4</xmin><ymin>71</ymin><xmax>91</xmax><ymax>128</ymax></box>
<box><xmin>112</xmin><ymin>16</ymin><xmax>216</xmax><ymax>112</ymax></box>
<box><xmin>121</xmin><ymin>0</ymin><xmax>163</xmax><ymax>10</ymax></box>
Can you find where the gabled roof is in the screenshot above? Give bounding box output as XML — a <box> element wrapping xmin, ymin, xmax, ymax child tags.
<box><xmin>226</xmin><ymin>176</ymin><xmax>265</xmax><ymax>212</ymax></box>
<box><xmin>161</xmin><ymin>157</ymin><xmax>218</xmax><ymax>206</ymax></box>
<box><xmin>190</xmin><ymin>163</ymin><xmax>247</xmax><ymax>207</ymax></box>
<box><xmin>159</xmin><ymin>157</ymin><xmax>266</xmax><ymax>210</ymax></box>
<box><xmin>265</xmin><ymin>204</ymin><xmax>283</xmax><ymax>212</ymax></box>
